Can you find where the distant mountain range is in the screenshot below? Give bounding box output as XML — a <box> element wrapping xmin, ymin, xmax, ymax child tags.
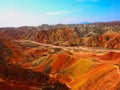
<box><xmin>0</xmin><ymin>21</ymin><xmax>120</xmax><ymax>90</ymax></box>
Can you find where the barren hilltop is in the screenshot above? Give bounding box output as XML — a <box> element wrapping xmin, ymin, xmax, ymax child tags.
<box><xmin>0</xmin><ymin>21</ymin><xmax>120</xmax><ymax>90</ymax></box>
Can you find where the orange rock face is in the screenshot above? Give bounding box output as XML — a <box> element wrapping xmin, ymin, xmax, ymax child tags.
<box><xmin>99</xmin><ymin>52</ymin><xmax>120</xmax><ymax>60</ymax></box>
<box><xmin>0</xmin><ymin>22</ymin><xmax>120</xmax><ymax>90</ymax></box>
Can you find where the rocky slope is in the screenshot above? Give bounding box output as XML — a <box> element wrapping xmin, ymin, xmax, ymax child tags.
<box><xmin>0</xmin><ymin>21</ymin><xmax>120</xmax><ymax>90</ymax></box>
<box><xmin>0</xmin><ymin>39</ymin><xmax>69</xmax><ymax>90</ymax></box>
<box><xmin>0</xmin><ymin>21</ymin><xmax>120</xmax><ymax>49</ymax></box>
<box><xmin>0</xmin><ymin>39</ymin><xmax>120</xmax><ymax>90</ymax></box>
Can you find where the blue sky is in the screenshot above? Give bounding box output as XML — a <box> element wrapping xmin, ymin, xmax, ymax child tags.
<box><xmin>0</xmin><ymin>0</ymin><xmax>120</xmax><ymax>27</ymax></box>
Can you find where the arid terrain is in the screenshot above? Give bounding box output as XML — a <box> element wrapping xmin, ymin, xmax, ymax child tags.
<box><xmin>0</xmin><ymin>21</ymin><xmax>120</xmax><ymax>90</ymax></box>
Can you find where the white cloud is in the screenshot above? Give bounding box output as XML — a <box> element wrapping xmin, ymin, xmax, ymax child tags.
<box><xmin>0</xmin><ymin>9</ymin><xmax>47</xmax><ymax>27</ymax></box>
<box><xmin>0</xmin><ymin>9</ymin><xmax>70</xmax><ymax>27</ymax></box>
<box><xmin>47</xmin><ymin>11</ymin><xmax>67</xmax><ymax>16</ymax></box>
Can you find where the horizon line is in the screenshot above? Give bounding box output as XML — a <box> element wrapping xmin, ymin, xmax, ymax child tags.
<box><xmin>0</xmin><ymin>20</ymin><xmax>120</xmax><ymax>28</ymax></box>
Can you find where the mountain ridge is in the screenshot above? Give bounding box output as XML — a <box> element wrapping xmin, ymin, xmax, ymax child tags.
<box><xmin>0</xmin><ymin>21</ymin><xmax>120</xmax><ymax>90</ymax></box>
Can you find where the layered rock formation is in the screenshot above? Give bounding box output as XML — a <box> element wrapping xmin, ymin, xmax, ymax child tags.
<box><xmin>0</xmin><ymin>21</ymin><xmax>120</xmax><ymax>49</ymax></box>
<box><xmin>0</xmin><ymin>21</ymin><xmax>120</xmax><ymax>90</ymax></box>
